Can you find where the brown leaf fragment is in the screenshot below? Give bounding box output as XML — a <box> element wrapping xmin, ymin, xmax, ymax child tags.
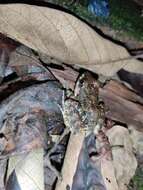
<box><xmin>0</xmin><ymin>49</ymin><xmax>9</xmax><ymax>83</ymax></box>
<box><xmin>50</xmin><ymin>65</ymin><xmax>78</xmax><ymax>90</ymax></box>
<box><xmin>0</xmin><ymin>33</ymin><xmax>19</xmax><ymax>83</ymax></box>
<box><xmin>9</xmin><ymin>50</ymin><xmax>56</xmax><ymax>80</ymax></box>
<box><xmin>99</xmin><ymin>80</ymin><xmax>143</xmax><ymax>131</ymax></box>
<box><xmin>0</xmin><ymin>33</ymin><xmax>19</xmax><ymax>51</ymax></box>
<box><xmin>103</xmin><ymin>80</ymin><xmax>143</xmax><ymax>104</ymax></box>
<box><xmin>5</xmin><ymin>43</ymin><xmax>78</xmax><ymax>89</ymax></box>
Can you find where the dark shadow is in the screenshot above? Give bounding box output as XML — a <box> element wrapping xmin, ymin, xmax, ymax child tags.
<box><xmin>112</xmin><ymin>120</ymin><xmax>128</xmax><ymax>128</ymax></box>
<box><xmin>2</xmin><ymin>72</ymin><xmax>18</xmax><ymax>83</ymax></box>
<box><xmin>117</xmin><ymin>69</ymin><xmax>143</xmax><ymax>97</ymax></box>
<box><xmin>0</xmin><ymin>79</ymin><xmax>54</xmax><ymax>102</ymax></box>
<box><xmin>6</xmin><ymin>171</ymin><xmax>21</xmax><ymax>190</ymax></box>
<box><xmin>130</xmin><ymin>48</ymin><xmax>143</xmax><ymax>58</ymax></box>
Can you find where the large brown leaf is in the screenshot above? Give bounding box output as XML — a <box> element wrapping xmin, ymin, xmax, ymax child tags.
<box><xmin>0</xmin><ymin>81</ymin><xmax>63</xmax><ymax>157</ymax></box>
<box><xmin>0</xmin><ymin>4</ymin><xmax>143</xmax><ymax>76</ymax></box>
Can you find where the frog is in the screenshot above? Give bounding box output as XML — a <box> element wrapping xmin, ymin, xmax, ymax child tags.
<box><xmin>62</xmin><ymin>71</ymin><xmax>105</xmax><ymax>135</ymax></box>
<box><xmin>46</xmin><ymin>71</ymin><xmax>106</xmax><ymax>181</ymax></box>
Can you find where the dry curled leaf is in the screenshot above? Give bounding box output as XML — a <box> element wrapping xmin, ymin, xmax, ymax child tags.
<box><xmin>0</xmin><ymin>4</ymin><xmax>143</xmax><ymax>76</ymax></box>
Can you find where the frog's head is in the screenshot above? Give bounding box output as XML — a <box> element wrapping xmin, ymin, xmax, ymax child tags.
<box><xmin>74</xmin><ymin>71</ymin><xmax>99</xmax><ymax>97</ymax></box>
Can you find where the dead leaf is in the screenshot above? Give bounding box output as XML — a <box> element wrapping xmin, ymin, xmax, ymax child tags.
<box><xmin>99</xmin><ymin>80</ymin><xmax>143</xmax><ymax>131</ymax></box>
<box><xmin>55</xmin><ymin>132</ymin><xmax>85</xmax><ymax>190</ymax></box>
<box><xmin>50</xmin><ymin>65</ymin><xmax>78</xmax><ymax>89</ymax></box>
<box><xmin>102</xmin><ymin>80</ymin><xmax>143</xmax><ymax>104</ymax></box>
<box><xmin>9</xmin><ymin>49</ymin><xmax>56</xmax><ymax>80</ymax></box>
<box><xmin>0</xmin><ymin>33</ymin><xmax>19</xmax><ymax>83</ymax></box>
<box><xmin>129</xmin><ymin>125</ymin><xmax>143</xmax><ymax>157</ymax></box>
<box><xmin>6</xmin><ymin>148</ymin><xmax>44</xmax><ymax>190</ymax></box>
<box><xmin>0</xmin><ymin>4</ymin><xmax>143</xmax><ymax>76</ymax></box>
<box><xmin>106</xmin><ymin>125</ymin><xmax>137</xmax><ymax>190</ymax></box>
<box><xmin>101</xmin><ymin>159</ymin><xmax>119</xmax><ymax>190</ymax></box>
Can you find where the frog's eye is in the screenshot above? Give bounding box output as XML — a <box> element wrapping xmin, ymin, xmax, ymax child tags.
<box><xmin>79</xmin><ymin>79</ymin><xmax>84</xmax><ymax>87</ymax></box>
<box><xmin>98</xmin><ymin>100</ymin><xmax>104</xmax><ymax>109</ymax></box>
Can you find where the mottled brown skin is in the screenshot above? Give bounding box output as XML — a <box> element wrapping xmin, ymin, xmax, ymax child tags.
<box><xmin>62</xmin><ymin>98</ymin><xmax>84</xmax><ymax>133</ymax></box>
<box><xmin>75</xmin><ymin>72</ymin><xmax>99</xmax><ymax>108</ymax></box>
<box><xmin>75</xmin><ymin>72</ymin><xmax>100</xmax><ymax>131</ymax></box>
<box><xmin>63</xmin><ymin>71</ymin><xmax>104</xmax><ymax>134</ymax></box>
<box><xmin>62</xmin><ymin>72</ymin><xmax>99</xmax><ymax>135</ymax></box>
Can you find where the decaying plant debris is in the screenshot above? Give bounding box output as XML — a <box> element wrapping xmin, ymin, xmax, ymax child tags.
<box><xmin>0</xmin><ymin>2</ymin><xmax>142</xmax><ymax>190</ymax></box>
